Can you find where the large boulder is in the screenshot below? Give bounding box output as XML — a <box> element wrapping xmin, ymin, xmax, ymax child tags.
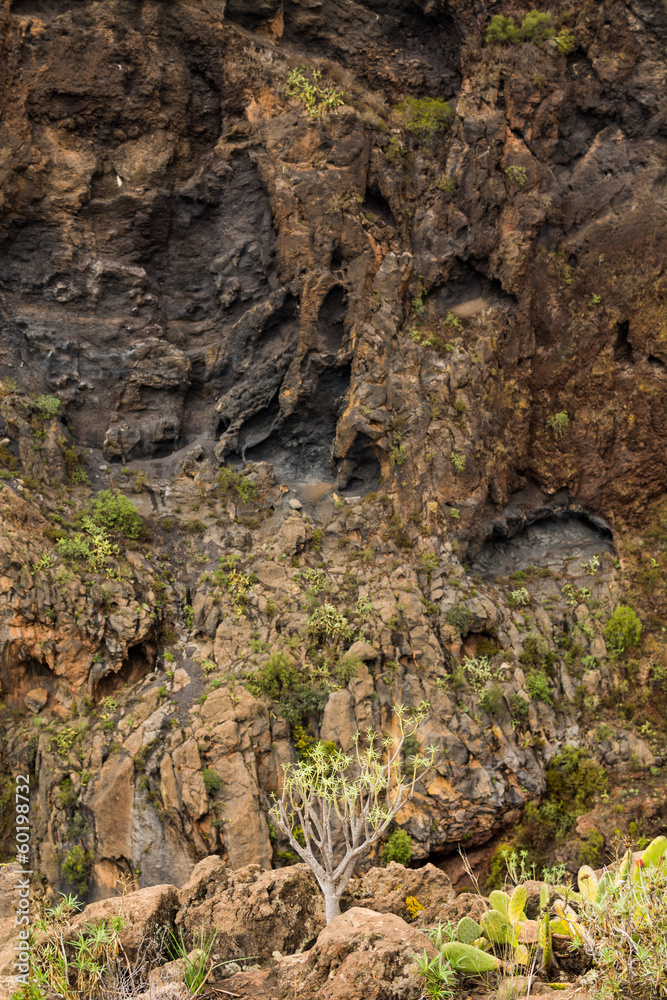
<box><xmin>345</xmin><ymin>862</ymin><xmax>456</xmax><ymax>926</ymax></box>
<box><xmin>68</xmin><ymin>884</ymin><xmax>180</xmax><ymax>960</ymax></box>
<box><xmin>220</xmin><ymin>906</ymin><xmax>436</xmax><ymax>1000</ymax></box>
<box><xmin>175</xmin><ymin>856</ymin><xmax>325</xmax><ymax>960</ymax></box>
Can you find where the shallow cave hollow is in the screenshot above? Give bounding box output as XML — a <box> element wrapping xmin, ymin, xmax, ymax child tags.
<box><xmin>93</xmin><ymin>643</ymin><xmax>155</xmax><ymax>701</ymax></box>
<box><xmin>467</xmin><ymin>506</ymin><xmax>615</xmax><ymax>580</ymax></box>
<box><xmin>239</xmin><ymin>364</ymin><xmax>352</xmax><ymax>483</ymax></box>
<box><xmin>334</xmin><ymin>431</ymin><xmax>382</xmax><ymax>492</ymax></box>
<box><xmin>0</xmin><ymin>651</ymin><xmax>54</xmax><ymax>712</ymax></box>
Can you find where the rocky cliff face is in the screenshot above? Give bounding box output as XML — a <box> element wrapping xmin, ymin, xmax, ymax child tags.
<box><xmin>0</xmin><ymin>0</ymin><xmax>666</xmax><ymax>901</ymax></box>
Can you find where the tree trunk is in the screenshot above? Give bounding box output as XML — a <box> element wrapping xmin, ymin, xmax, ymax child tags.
<box><xmin>323</xmin><ymin>883</ymin><xmax>341</xmax><ymax>924</ymax></box>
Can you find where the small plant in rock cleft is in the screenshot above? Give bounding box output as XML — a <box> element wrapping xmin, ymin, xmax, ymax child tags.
<box><xmin>546</xmin><ymin>411</ymin><xmax>570</xmax><ymax>440</ymax></box>
<box><xmin>286</xmin><ymin>66</ymin><xmax>344</xmax><ymax>119</ymax></box>
<box><xmin>270</xmin><ymin>704</ymin><xmax>436</xmax><ymax>923</ymax></box>
<box><xmin>505</xmin><ymin>164</ymin><xmax>527</xmax><ymax>187</ymax></box>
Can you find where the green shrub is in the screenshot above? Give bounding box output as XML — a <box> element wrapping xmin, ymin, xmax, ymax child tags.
<box><xmin>526</xmin><ymin>670</ymin><xmax>553</xmax><ymax>705</ymax></box>
<box><xmin>485</xmin><ymin>10</ymin><xmax>560</xmax><ymax>46</ymax></box>
<box><xmin>247</xmin><ymin>653</ymin><xmax>300</xmax><ymax>701</ymax></box>
<box><xmin>336</xmin><ymin>654</ymin><xmax>362</xmax><ymax>684</ymax></box>
<box><xmin>56</xmin><ymin>534</ymin><xmax>93</xmax><ymax>561</ymax></box>
<box><xmin>382</xmin><ymin>829</ymin><xmax>413</xmax><ymax>866</ymax></box>
<box><xmin>505</xmin><ymin>164</ymin><xmax>527</xmax><ymax>186</ymax></box>
<box><xmin>604</xmin><ymin>605</ymin><xmax>642</xmax><ymax>654</ymax></box>
<box><xmin>509</xmin><ymin>587</ymin><xmax>530</xmax><ymax>607</ymax></box>
<box><xmin>286</xmin><ymin>66</ymin><xmax>344</xmax><ymax>119</ymax></box>
<box><xmin>32</xmin><ymin>394</ymin><xmax>61</xmax><ymax>418</ymax></box>
<box><xmin>308</xmin><ymin>604</ymin><xmax>351</xmax><ymax>643</ymax></box>
<box><xmin>545</xmin><ymin>746</ymin><xmax>608</xmax><ymax>816</ymax></box>
<box><xmin>509</xmin><ymin>694</ymin><xmax>530</xmax><ymax>724</ymax></box>
<box><xmin>450</xmin><ymin>449</ymin><xmax>466</xmax><ymax>473</ymax></box>
<box><xmin>520</xmin><ymin>636</ymin><xmax>557</xmax><ymax>677</ymax></box>
<box><xmin>70</xmin><ymin>467</ymin><xmax>88</xmax><ymax>485</ymax></box>
<box><xmin>0</xmin><ymin>445</ymin><xmax>18</xmax><ymax>470</ymax></box>
<box><xmin>216</xmin><ymin>466</ymin><xmax>258</xmax><ymax>502</ymax></box>
<box><xmin>90</xmin><ymin>490</ymin><xmax>142</xmax><ymax>539</ymax></box>
<box><xmin>247</xmin><ymin>653</ymin><xmax>331</xmax><ymax>727</ymax></box>
<box><xmin>479</xmin><ymin>683</ymin><xmax>505</xmax><ymax>718</ymax></box>
<box><xmin>57</xmin><ymin>778</ymin><xmax>78</xmax><ymax>809</ymax></box>
<box><xmin>391</xmin><ymin>444</ymin><xmax>408</xmax><ymax>466</ymax></box>
<box><xmin>202</xmin><ymin>768</ymin><xmax>222</xmax><ymax>795</ymax></box>
<box><xmin>393</xmin><ymin>96</ymin><xmax>453</xmax><ymax>137</ymax></box>
<box><xmin>446</xmin><ymin>603</ymin><xmax>473</xmax><ymax>636</ymax></box>
<box><xmin>463</xmin><ymin>656</ymin><xmax>494</xmax><ymax>694</ymax></box>
<box><xmin>60</xmin><ymin>846</ymin><xmax>94</xmax><ymax>896</ymax></box>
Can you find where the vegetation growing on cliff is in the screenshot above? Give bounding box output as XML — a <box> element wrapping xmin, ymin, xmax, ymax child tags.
<box><xmin>485</xmin><ymin>9</ymin><xmax>576</xmax><ymax>54</ymax></box>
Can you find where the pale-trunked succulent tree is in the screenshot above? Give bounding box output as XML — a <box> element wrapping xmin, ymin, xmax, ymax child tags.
<box><xmin>270</xmin><ymin>704</ymin><xmax>437</xmax><ymax>923</ymax></box>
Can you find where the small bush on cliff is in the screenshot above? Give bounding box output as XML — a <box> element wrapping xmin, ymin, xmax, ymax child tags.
<box><xmin>545</xmin><ymin>746</ymin><xmax>608</xmax><ymax>819</ymax></box>
<box><xmin>485</xmin><ymin>10</ymin><xmax>574</xmax><ymax>52</ymax></box>
<box><xmin>446</xmin><ymin>603</ymin><xmax>473</xmax><ymax>636</ymax></box>
<box><xmin>307</xmin><ymin>604</ymin><xmax>351</xmax><ymax>643</ymax></box>
<box><xmin>392</xmin><ymin>96</ymin><xmax>453</xmax><ymax>137</ymax></box>
<box><xmin>245</xmin><ymin>652</ymin><xmax>330</xmax><ymax>727</ymax></box>
<box><xmin>604</xmin><ymin>604</ymin><xmax>642</xmax><ymax>655</ymax></box>
<box><xmin>90</xmin><ymin>490</ymin><xmax>143</xmax><ymax>539</ymax></box>
<box><xmin>271</xmin><ymin>705</ymin><xmax>436</xmax><ymax>923</ymax></box>
<box><xmin>216</xmin><ymin>466</ymin><xmax>258</xmax><ymax>502</ymax></box>
<box><xmin>546</xmin><ymin>410</ymin><xmax>570</xmax><ymax>439</ymax></box>
<box><xmin>60</xmin><ymin>846</ymin><xmax>94</xmax><ymax>897</ymax></box>
<box><xmin>202</xmin><ymin>768</ymin><xmax>222</xmax><ymax>796</ymax></box>
<box><xmin>525</xmin><ymin>669</ymin><xmax>553</xmax><ymax>705</ymax></box>
<box><xmin>31</xmin><ymin>393</ymin><xmax>62</xmax><ymax>419</ymax></box>
<box><xmin>382</xmin><ymin>829</ymin><xmax>413</xmax><ymax>866</ymax></box>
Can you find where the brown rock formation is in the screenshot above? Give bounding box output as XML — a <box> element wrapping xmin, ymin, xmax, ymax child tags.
<box><xmin>0</xmin><ymin>0</ymin><xmax>664</xmax><ymax>941</ymax></box>
<box><xmin>221</xmin><ymin>906</ymin><xmax>436</xmax><ymax>1000</ymax></box>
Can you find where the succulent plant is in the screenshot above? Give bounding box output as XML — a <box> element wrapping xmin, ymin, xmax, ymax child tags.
<box><xmin>456</xmin><ymin>915</ymin><xmax>482</xmax><ymax>944</ymax></box>
<box><xmin>440</xmin><ymin>941</ymin><xmax>501</xmax><ymax>974</ymax></box>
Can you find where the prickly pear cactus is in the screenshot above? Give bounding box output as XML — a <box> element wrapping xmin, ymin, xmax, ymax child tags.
<box><xmin>441</xmin><ymin>941</ymin><xmax>501</xmax><ymax>974</ymax></box>
<box><xmin>456</xmin><ymin>915</ymin><xmax>483</xmax><ymax>944</ymax></box>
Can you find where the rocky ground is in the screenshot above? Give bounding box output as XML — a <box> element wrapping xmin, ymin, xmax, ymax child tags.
<box><xmin>0</xmin><ymin>0</ymin><xmax>666</xmax><ymax>997</ymax></box>
<box><xmin>0</xmin><ymin>856</ymin><xmax>597</xmax><ymax>999</ymax></box>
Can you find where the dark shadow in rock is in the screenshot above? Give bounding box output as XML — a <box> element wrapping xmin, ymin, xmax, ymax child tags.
<box><xmin>316</xmin><ymin>285</ymin><xmax>346</xmax><ymax>355</ymax></box>
<box><xmin>10</xmin><ymin>0</ymin><xmax>67</xmax><ymax>17</ymax></box>
<box><xmin>243</xmin><ymin>365</ymin><xmax>351</xmax><ymax>483</ymax></box>
<box><xmin>648</xmin><ymin>353</ymin><xmax>666</xmax><ymax>370</ymax></box>
<box><xmin>431</xmin><ymin>259</ymin><xmax>518</xmax><ymax>316</ymax></box>
<box><xmin>233</xmin><ymin>395</ymin><xmax>283</xmax><ymax>459</ymax></box>
<box><xmin>334</xmin><ymin>432</ymin><xmax>381</xmax><ymax>492</ymax></box>
<box><xmin>362</xmin><ymin>188</ymin><xmax>396</xmax><ymax>228</ymax></box>
<box><xmin>330</xmin><ymin>245</ymin><xmax>344</xmax><ymax>272</ymax></box>
<box><xmin>614</xmin><ymin>320</ymin><xmax>633</xmax><ymax>363</ymax></box>
<box><xmin>222</xmin><ymin>0</ymin><xmax>280</xmax><ymax>30</ymax></box>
